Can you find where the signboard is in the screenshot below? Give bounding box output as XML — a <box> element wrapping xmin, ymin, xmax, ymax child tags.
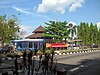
<box><xmin>46</xmin><ymin>43</ymin><xmax>69</xmax><ymax>48</ymax></box>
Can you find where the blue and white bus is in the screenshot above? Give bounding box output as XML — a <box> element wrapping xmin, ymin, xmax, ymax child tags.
<box><xmin>11</xmin><ymin>39</ymin><xmax>45</xmax><ymax>50</ymax></box>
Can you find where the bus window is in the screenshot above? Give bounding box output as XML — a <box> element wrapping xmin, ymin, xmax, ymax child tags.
<box><xmin>17</xmin><ymin>42</ymin><xmax>22</xmax><ymax>48</ymax></box>
<box><xmin>23</xmin><ymin>42</ymin><xmax>27</xmax><ymax>48</ymax></box>
<box><xmin>29</xmin><ymin>42</ymin><xmax>32</xmax><ymax>48</ymax></box>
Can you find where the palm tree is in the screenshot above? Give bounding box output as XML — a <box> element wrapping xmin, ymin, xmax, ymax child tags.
<box><xmin>68</xmin><ymin>23</ymin><xmax>77</xmax><ymax>49</ymax></box>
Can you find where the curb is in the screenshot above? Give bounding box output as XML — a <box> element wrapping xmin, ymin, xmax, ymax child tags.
<box><xmin>54</xmin><ymin>50</ymin><xmax>100</xmax><ymax>55</ymax></box>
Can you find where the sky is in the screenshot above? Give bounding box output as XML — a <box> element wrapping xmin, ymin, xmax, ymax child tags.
<box><xmin>0</xmin><ymin>0</ymin><xmax>100</xmax><ymax>37</ymax></box>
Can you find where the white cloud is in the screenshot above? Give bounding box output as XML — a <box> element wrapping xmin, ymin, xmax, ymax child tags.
<box><xmin>13</xmin><ymin>6</ymin><xmax>33</xmax><ymax>15</ymax></box>
<box><xmin>19</xmin><ymin>25</ymin><xmax>33</xmax><ymax>37</ymax></box>
<box><xmin>12</xmin><ymin>6</ymin><xmax>50</xmax><ymax>20</ymax></box>
<box><xmin>96</xmin><ymin>22</ymin><xmax>100</xmax><ymax>29</ymax></box>
<box><xmin>37</xmin><ymin>0</ymin><xmax>85</xmax><ymax>14</ymax></box>
<box><xmin>20</xmin><ymin>25</ymin><xmax>32</xmax><ymax>31</ymax></box>
<box><xmin>69</xmin><ymin>1</ymin><xmax>82</xmax><ymax>12</ymax></box>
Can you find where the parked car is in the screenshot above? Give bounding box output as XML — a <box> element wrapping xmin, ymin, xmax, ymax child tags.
<box><xmin>0</xmin><ymin>45</ymin><xmax>13</xmax><ymax>53</ymax></box>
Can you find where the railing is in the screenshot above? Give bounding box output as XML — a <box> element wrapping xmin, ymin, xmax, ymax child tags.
<box><xmin>13</xmin><ymin>51</ymin><xmax>57</xmax><ymax>75</ymax></box>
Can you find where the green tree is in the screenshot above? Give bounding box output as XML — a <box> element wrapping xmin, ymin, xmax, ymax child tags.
<box><xmin>44</xmin><ymin>21</ymin><xmax>69</xmax><ymax>42</ymax></box>
<box><xmin>77</xmin><ymin>22</ymin><xmax>88</xmax><ymax>49</ymax></box>
<box><xmin>78</xmin><ymin>22</ymin><xmax>99</xmax><ymax>49</ymax></box>
<box><xmin>90</xmin><ymin>23</ymin><xmax>99</xmax><ymax>47</ymax></box>
<box><xmin>97</xmin><ymin>29</ymin><xmax>100</xmax><ymax>48</ymax></box>
<box><xmin>0</xmin><ymin>15</ymin><xmax>20</xmax><ymax>46</ymax></box>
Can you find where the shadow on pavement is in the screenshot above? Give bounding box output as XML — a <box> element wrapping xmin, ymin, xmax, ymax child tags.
<box><xmin>0</xmin><ymin>56</ymin><xmax>100</xmax><ymax>75</ymax></box>
<box><xmin>57</xmin><ymin>58</ymin><xmax>100</xmax><ymax>75</ymax></box>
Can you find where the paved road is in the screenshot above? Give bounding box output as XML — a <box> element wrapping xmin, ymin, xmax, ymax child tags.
<box><xmin>0</xmin><ymin>50</ymin><xmax>100</xmax><ymax>75</ymax></box>
<box><xmin>54</xmin><ymin>50</ymin><xmax>100</xmax><ymax>75</ymax></box>
<box><xmin>55</xmin><ymin>50</ymin><xmax>100</xmax><ymax>65</ymax></box>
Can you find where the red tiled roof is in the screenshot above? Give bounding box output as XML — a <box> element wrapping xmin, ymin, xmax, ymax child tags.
<box><xmin>25</xmin><ymin>33</ymin><xmax>44</xmax><ymax>39</ymax></box>
<box><xmin>32</xmin><ymin>25</ymin><xmax>45</xmax><ymax>33</ymax></box>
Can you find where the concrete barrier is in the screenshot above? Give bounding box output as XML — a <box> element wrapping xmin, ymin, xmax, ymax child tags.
<box><xmin>55</xmin><ymin>54</ymin><xmax>58</xmax><ymax>55</ymax></box>
<box><xmin>63</xmin><ymin>53</ymin><xmax>66</xmax><ymax>55</ymax></box>
<box><xmin>59</xmin><ymin>53</ymin><xmax>62</xmax><ymax>55</ymax></box>
<box><xmin>73</xmin><ymin>52</ymin><xmax>76</xmax><ymax>54</ymax></box>
<box><xmin>70</xmin><ymin>52</ymin><xmax>73</xmax><ymax>54</ymax></box>
<box><xmin>77</xmin><ymin>52</ymin><xmax>79</xmax><ymax>53</ymax></box>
